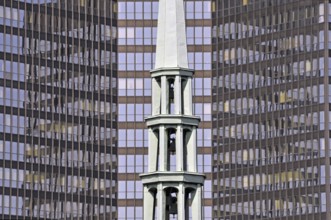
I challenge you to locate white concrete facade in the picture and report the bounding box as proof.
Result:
[140,0,205,219]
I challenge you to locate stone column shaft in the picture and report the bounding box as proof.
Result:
[176,126,184,171]
[192,185,202,220]
[157,184,166,219]
[184,78,193,115]
[177,183,186,220]
[152,78,161,115]
[159,126,167,171]
[148,128,158,172]
[188,127,197,172]
[143,187,155,220]
[161,76,168,114]
[174,76,182,114]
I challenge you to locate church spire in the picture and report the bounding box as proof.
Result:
[154,0,189,69]
[140,0,205,219]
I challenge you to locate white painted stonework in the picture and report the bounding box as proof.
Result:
[154,0,189,69]
[140,0,205,219]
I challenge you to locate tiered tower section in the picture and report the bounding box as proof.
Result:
[140,0,205,219]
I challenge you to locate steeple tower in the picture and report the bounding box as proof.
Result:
[140,0,205,219]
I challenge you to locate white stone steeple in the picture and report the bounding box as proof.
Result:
[140,0,205,219]
[155,0,188,69]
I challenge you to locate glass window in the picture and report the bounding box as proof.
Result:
[118,181,126,199]
[135,2,143,20]
[136,104,143,121]
[118,129,126,147]
[136,78,143,96]
[118,78,126,96]
[143,2,152,19]
[126,2,134,19]
[144,78,151,96]
[118,155,126,173]
[118,104,126,121]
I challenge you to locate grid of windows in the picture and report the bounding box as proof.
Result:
[0,0,117,219]
[213,0,330,219]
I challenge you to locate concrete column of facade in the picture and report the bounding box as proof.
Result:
[191,185,202,220]
[152,78,161,115]
[159,125,168,171]
[148,128,158,172]
[187,127,197,172]
[157,184,166,220]
[177,183,186,220]
[176,125,184,171]
[174,75,182,114]
[143,186,155,220]
[161,76,168,114]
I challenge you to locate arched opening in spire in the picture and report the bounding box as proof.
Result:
[165,187,179,218]
[167,128,177,171]
[168,78,175,114]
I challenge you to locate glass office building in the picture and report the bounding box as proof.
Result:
[212,0,330,219]
[0,0,117,219]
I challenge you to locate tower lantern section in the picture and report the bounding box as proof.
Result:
[147,68,200,173]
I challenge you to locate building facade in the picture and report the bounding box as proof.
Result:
[0,0,117,219]
[212,0,331,219]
